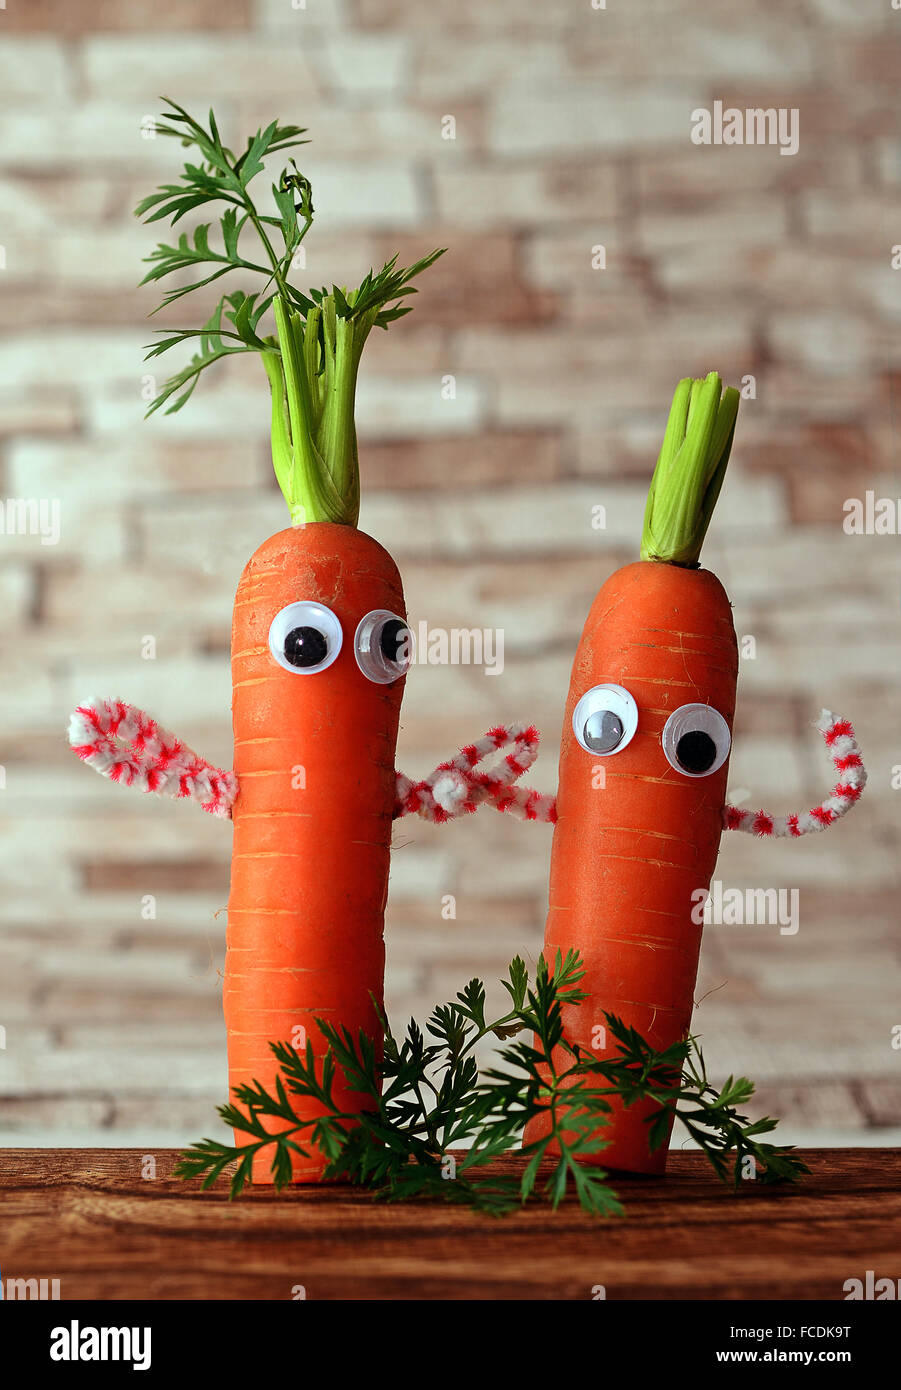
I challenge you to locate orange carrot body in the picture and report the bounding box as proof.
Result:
[525,560,737,1173]
[224,523,406,1182]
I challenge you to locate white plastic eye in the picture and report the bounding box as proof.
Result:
[661,703,731,778]
[354,609,411,684]
[571,684,639,755]
[268,601,343,675]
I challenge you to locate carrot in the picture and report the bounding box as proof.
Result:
[524,373,741,1174]
[225,523,407,1181]
[132,105,443,1183]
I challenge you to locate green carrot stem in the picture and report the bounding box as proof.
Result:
[640,371,740,568]
[318,309,361,511]
[269,295,355,526]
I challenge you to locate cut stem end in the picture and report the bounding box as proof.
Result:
[640,371,740,568]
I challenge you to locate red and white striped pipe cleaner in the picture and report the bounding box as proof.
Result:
[68,698,238,819]
[68,700,557,826]
[394,723,558,824]
[723,710,866,838]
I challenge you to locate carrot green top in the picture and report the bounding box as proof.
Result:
[640,372,740,568]
[136,100,443,527]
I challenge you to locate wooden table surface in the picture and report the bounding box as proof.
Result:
[1,1148,898,1301]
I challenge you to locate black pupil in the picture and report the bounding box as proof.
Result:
[379,618,408,666]
[284,625,328,669]
[676,730,717,773]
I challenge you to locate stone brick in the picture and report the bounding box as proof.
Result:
[83,859,227,894]
[0,389,80,437]
[839,39,901,90]
[319,34,411,95]
[360,430,563,490]
[234,99,481,157]
[568,25,815,82]
[712,528,890,609]
[455,315,754,383]
[401,554,615,655]
[489,82,700,156]
[768,311,875,374]
[0,330,144,388]
[360,327,454,377]
[802,189,901,247]
[805,0,892,27]
[749,364,888,421]
[356,374,486,437]
[277,160,424,228]
[859,1082,901,1128]
[432,159,620,230]
[1,0,251,31]
[2,1036,224,1097]
[0,564,34,630]
[363,475,783,562]
[374,231,558,327]
[0,175,116,234]
[725,732,806,806]
[738,1082,867,1132]
[43,565,232,634]
[0,288,146,330]
[854,262,901,325]
[356,0,587,30]
[415,38,571,100]
[0,39,72,100]
[256,0,347,31]
[0,108,191,172]
[635,142,863,211]
[81,37,320,103]
[5,228,152,289]
[640,197,786,251]
[7,438,270,500]
[875,138,901,187]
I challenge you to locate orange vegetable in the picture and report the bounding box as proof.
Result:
[525,373,741,1173]
[224,523,406,1181]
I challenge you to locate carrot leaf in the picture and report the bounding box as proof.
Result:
[136,99,444,525]
[176,949,808,1215]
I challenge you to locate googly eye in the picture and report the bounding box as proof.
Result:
[268,601,343,675]
[572,684,639,756]
[354,609,411,684]
[661,703,731,778]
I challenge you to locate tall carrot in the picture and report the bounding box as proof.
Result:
[225,524,407,1181]
[67,103,440,1184]
[526,374,741,1173]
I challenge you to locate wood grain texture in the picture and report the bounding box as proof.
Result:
[1,1149,898,1301]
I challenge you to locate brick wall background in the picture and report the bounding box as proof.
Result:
[1,0,900,1152]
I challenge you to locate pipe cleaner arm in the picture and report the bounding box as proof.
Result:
[395,723,558,824]
[68,697,238,819]
[723,710,865,838]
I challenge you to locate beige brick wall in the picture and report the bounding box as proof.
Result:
[1,0,899,1149]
